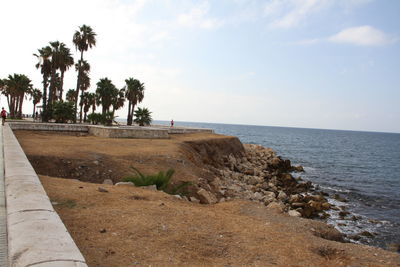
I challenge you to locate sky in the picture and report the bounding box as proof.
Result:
[0,0,399,133]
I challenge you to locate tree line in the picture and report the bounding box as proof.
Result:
[0,25,151,126]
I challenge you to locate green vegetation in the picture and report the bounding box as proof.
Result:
[73,25,96,123]
[124,167,175,191]
[87,112,115,126]
[123,167,192,196]
[134,107,152,126]
[30,88,42,116]
[52,101,75,123]
[0,74,32,118]
[125,78,145,125]
[1,24,152,125]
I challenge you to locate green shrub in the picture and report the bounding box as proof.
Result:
[124,167,174,190]
[123,167,192,196]
[134,107,152,126]
[87,112,115,126]
[52,101,75,123]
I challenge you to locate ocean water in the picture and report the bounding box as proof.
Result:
[155,120,400,249]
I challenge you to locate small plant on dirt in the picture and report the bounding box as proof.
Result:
[123,167,192,196]
[124,167,174,191]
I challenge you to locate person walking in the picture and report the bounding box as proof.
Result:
[1,107,7,126]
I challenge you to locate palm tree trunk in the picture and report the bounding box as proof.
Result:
[10,97,16,118]
[42,77,48,122]
[60,70,65,101]
[130,103,136,124]
[79,90,84,123]
[127,101,132,125]
[18,95,24,119]
[74,51,84,123]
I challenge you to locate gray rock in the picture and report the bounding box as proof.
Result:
[263,191,276,205]
[266,201,285,213]
[103,179,113,185]
[288,210,302,217]
[289,194,300,203]
[253,192,263,201]
[277,191,288,201]
[115,182,134,186]
[98,187,109,193]
[173,195,182,199]
[197,188,217,204]
[189,196,200,203]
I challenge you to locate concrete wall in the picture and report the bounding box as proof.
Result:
[89,125,169,139]
[3,125,87,267]
[9,122,89,133]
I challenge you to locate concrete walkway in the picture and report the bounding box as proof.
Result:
[3,124,87,266]
[0,124,8,266]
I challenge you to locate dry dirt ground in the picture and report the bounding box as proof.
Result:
[15,131,400,267]
[14,130,241,187]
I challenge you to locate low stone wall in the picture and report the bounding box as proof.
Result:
[9,122,89,132]
[152,125,214,134]
[3,125,88,266]
[89,125,169,139]
[8,122,214,139]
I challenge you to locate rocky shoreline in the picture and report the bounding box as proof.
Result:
[192,144,332,219]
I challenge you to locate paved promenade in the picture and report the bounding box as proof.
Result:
[0,125,8,266]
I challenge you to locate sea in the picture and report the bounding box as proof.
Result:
[154,120,400,249]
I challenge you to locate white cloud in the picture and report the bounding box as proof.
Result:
[177,1,223,29]
[264,0,331,28]
[329,26,394,46]
[263,0,373,29]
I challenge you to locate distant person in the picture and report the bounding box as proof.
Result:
[170,119,174,127]
[35,111,39,121]
[1,107,7,126]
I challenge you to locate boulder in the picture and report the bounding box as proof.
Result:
[197,189,217,204]
[277,191,288,201]
[98,187,109,193]
[321,202,331,210]
[115,182,134,186]
[189,196,200,203]
[266,201,285,213]
[288,210,302,217]
[291,202,305,208]
[253,192,263,201]
[289,194,301,203]
[292,165,304,172]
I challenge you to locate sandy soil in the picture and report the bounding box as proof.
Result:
[14,130,237,186]
[15,130,400,267]
[40,175,399,267]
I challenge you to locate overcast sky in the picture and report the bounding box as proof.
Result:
[0,0,399,133]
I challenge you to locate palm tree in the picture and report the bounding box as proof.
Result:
[75,60,91,122]
[96,78,118,115]
[112,88,125,114]
[134,107,152,126]
[125,78,145,125]
[3,74,32,118]
[47,41,62,107]
[73,25,96,121]
[30,88,42,116]
[34,46,52,121]
[66,89,76,103]
[81,92,97,122]
[58,43,74,100]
